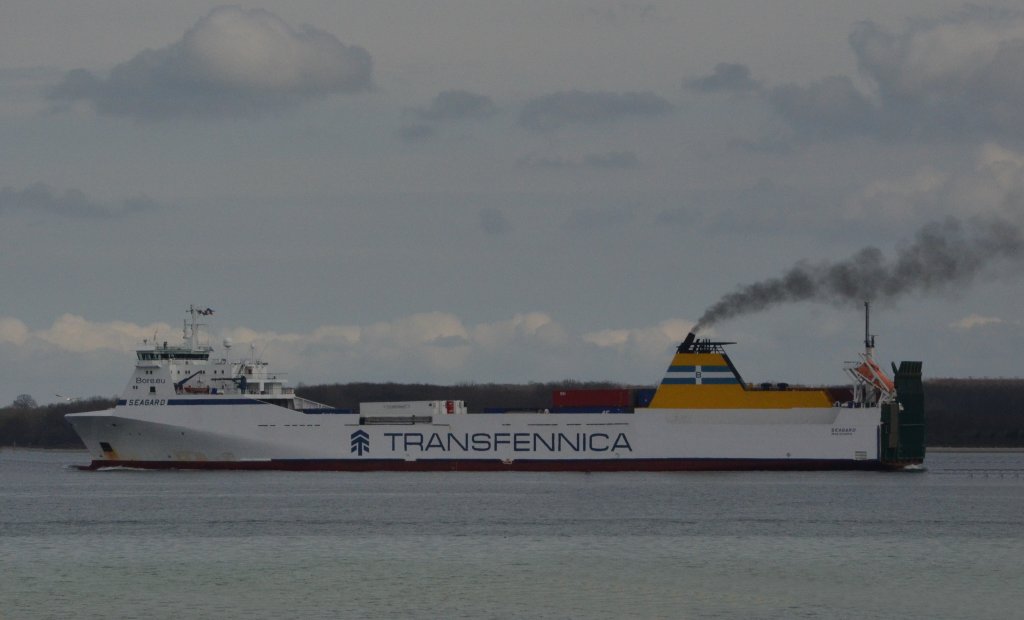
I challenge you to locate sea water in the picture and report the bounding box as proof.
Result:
[1,450,1022,619]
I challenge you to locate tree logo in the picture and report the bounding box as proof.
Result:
[350,429,370,456]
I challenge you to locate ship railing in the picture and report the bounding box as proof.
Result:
[291,395,323,408]
[746,383,827,392]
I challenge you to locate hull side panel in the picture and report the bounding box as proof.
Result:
[80,457,896,472]
[68,403,891,470]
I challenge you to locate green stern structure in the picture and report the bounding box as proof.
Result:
[881,361,926,467]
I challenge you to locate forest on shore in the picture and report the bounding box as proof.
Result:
[1,378,1022,449]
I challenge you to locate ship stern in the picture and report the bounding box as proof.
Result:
[880,361,926,468]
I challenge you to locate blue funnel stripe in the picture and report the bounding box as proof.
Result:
[661,364,738,385]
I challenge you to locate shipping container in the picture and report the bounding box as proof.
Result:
[552,388,633,408]
[633,388,657,407]
[360,400,467,416]
[548,407,631,414]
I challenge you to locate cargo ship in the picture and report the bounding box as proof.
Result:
[66,305,925,471]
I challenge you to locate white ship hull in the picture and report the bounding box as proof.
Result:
[65,307,925,471]
[67,399,893,471]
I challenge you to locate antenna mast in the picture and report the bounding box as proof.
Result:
[184,304,213,351]
[863,300,875,358]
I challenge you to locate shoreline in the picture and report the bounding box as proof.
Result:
[927,446,1024,453]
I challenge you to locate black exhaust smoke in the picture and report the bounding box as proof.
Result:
[693,215,1023,332]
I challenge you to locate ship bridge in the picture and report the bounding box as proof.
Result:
[125,305,313,403]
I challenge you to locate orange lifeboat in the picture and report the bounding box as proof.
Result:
[853,358,895,394]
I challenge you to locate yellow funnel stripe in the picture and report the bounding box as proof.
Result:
[648,352,832,409]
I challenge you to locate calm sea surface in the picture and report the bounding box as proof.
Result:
[1,450,1022,619]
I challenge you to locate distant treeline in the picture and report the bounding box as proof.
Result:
[1,379,1022,448]
[925,379,1024,447]
[0,397,116,449]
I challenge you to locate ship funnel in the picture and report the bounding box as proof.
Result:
[677,332,736,354]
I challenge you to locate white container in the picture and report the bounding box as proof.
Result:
[359,400,467,416]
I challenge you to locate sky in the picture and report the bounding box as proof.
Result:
[3,1,1024,405]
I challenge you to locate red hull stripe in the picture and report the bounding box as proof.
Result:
[80,458,914,472]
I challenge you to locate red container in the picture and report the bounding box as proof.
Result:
[552,388,633,408]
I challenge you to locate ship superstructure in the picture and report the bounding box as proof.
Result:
[67,305,925,471]
[121,306,334,411]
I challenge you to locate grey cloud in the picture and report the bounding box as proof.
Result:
[413,90,497,122]
[685,63,761,94]
[479,209,511,236]
[581,3,657,24]
[0,67,63,100]
[398,123,436,142]
[516,154,576,170]
[768,76,877,138]
[517,150,641,170]
[655,206,700,227]
[583,151,640,169]
[562,207,633,232]
[46,6,372,120]
[518,90,673,132]
[695,9,1024,142]
[0,183,162,218]
[845,11,1024,139]
[427,334,472,348]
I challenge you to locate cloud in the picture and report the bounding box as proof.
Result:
[845,143,1024,224]
[2,311,698,383]
[691,8,1024,142]
[517,150,640,170]
[518,90,673,131]
[685,63,761,94]
[0,318,30,346]
[398,123,436,142]
[949,314,1003,329]
[33,315,172,353]
[0,183,162,218]
[583,319,692,359]
[767,76,877,138]
[516,154,576,170]
[218,312,570,375]
[843,8,1024,139]
[4,312,561,357]
[580,3,658,24]
[0,67,64,109]
[470,313,568,350]
[47,6,372,120]
[584,150,640,169]
[654,206,697,227]
[412,90,497,122]
[479,209,511,235]
[562,207,633,232]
